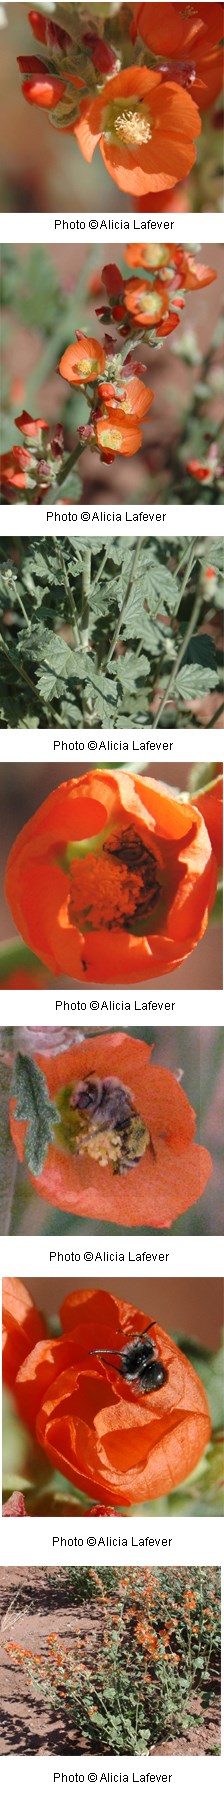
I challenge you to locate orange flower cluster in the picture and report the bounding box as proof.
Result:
[58,331,154,463]
[1,246,217,488]
[9,1033,212,1229]
[97,246,216,343]
[0,414,64,498]
[5,768,219,985]
[3,1282,211,1508]
[17,5,223,199]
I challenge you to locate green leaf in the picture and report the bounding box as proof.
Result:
[12,1053,60,1177]
[176,663,218,699]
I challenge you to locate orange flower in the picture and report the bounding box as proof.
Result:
[9,1032,212,1229]
[15,410,49,437]
[132,4,223,109]
[74,65,200,195]
[2,1277,45,1391]
[124,245,217,292]
[0,446,32,492]
[124,245,174,272]
[95,411,142,458]
[193,775,223,869]
[2,1283,211,1508]
[124,276,170,326]
[177,253,217,291]
[99,375,154,420]
[58,337,106,386]
[5,769,218,985]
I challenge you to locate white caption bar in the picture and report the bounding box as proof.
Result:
[0,503,222,535]
[0,729,222,763]
[1,210,224,245]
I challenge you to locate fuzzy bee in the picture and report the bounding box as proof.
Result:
[89,1322,167,1395]
[71,1073,150,1173]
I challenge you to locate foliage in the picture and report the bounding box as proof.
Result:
[4,1566,221,1754]
[12,1053,60,1178]
[0,535,223,728]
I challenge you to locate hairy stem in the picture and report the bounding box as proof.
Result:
[106,536,141,667]
[208,698,224,727]
[81,545,91,645]
[152,543,201,726]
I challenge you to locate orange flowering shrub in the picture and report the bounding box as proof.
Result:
[4,1567,221,1753]
[16,6,223,206]
[5,768,219,984]
[9,1033,212,1228]
[2,1283,211,1507]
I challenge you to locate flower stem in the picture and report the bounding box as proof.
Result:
[106,536,141,667]
[152,543,201,726]
[208,699,224,728]
[51,439,84,494]
[81,545,91,645]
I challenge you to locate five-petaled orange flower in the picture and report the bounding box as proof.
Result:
[95,411,142,458]
[58,337,106,386]
[132,4,223,109]
[124,277,170,327]
[5,769,219,985]
[9,1033,212,1228]
[74,65,201,195]
[2,1282,211,1507]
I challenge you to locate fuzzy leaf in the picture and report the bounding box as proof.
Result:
[12,1053,59,1177]
[176,663,218,699]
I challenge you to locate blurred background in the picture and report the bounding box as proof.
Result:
[2,1023,224,1236]
[0,4,223,213]
[0,760,223,990]
[1,243,223,505]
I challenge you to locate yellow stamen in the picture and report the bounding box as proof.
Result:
[99,426,122,451]
[115,109,152,147]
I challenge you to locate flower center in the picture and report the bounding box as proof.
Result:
[99,425,123,451]
[67,828,162,933]
[114,107,152,147]
[78,355,99,377]
[57,1075,150,1175]
[131,290,164,319]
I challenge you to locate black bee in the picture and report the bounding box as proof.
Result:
[89,1321,167,1394]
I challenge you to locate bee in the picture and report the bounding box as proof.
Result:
[89,1322,167,1395]
[71,1074,150,1174]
